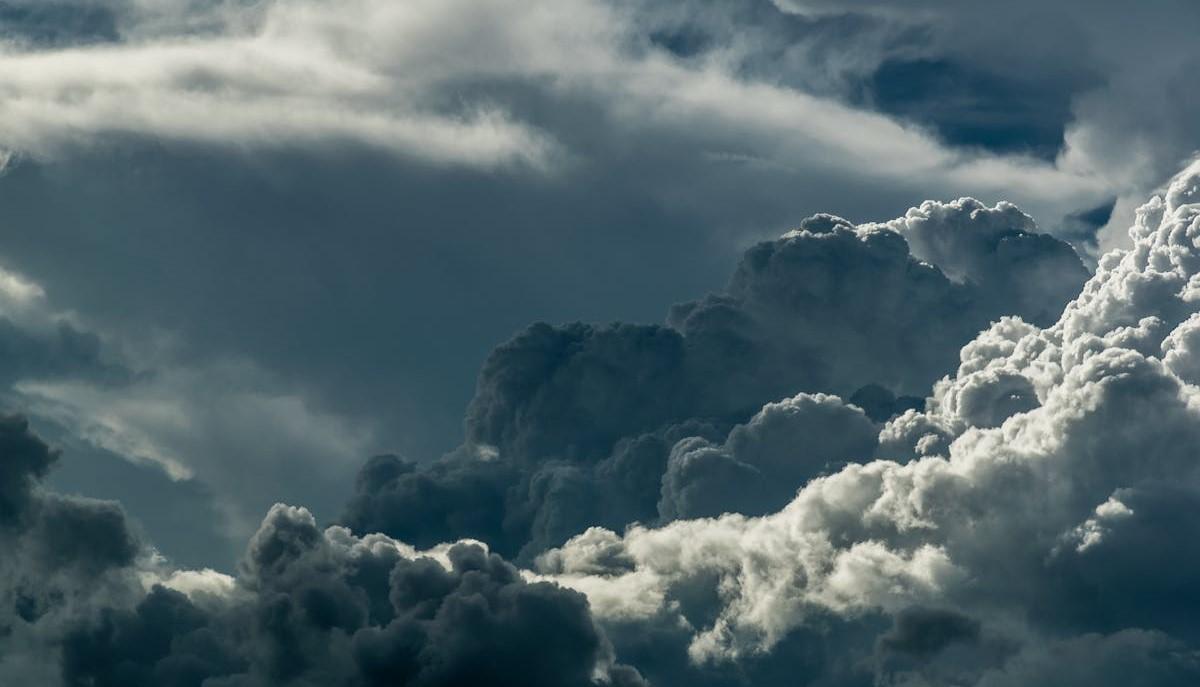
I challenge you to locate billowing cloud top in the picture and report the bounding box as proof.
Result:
[344,196,1086,561]
[534,161,1200,685]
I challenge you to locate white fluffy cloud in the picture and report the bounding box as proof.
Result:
[535,161,1200,682]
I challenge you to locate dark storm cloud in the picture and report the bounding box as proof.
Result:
[345,199,1087,560]
[0,414,143,683]
[0,416,137,582]
[57,507,647,687]
[657,393,877,520]
[0,414,57,523]
[0,417,645,686]
[877,607,981,658]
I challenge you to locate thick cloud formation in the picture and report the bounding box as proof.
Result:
[345,198,1087,559]
[657,393,876,520]
[0,418,644,686]
[12,164,1200,686]
[60,508,647,687]
[0,415,142,685]
[535,162,1200,685]
[7,2,1200,684]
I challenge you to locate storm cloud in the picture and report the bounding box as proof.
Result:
[0,417,645,686]
[3,158,1200,687]
[5,2,1200,685]
[345,197,1087,560]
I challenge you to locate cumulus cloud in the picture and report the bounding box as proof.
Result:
[657,393,876,520]
[345,197,1087,560]
[0,415,645,686]
[0,415,144,684]
[532,161,1200,685]
[0,1,1140,558]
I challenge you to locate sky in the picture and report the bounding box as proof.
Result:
[4,1,1200,685]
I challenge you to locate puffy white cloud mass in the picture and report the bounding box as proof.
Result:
[532,161,1200,684]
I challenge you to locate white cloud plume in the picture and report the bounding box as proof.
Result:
[534,161,1200,680]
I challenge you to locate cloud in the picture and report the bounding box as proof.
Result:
[657,393,877,520]
[345,197,1087,561]
[0,414,646,686]
[0,0,1116,222]
[6,159,1200,687]
[876,606,981,658]
[0,264,126,388]
[0,415,144,684]
[0,0,1140,540]
[13,358,375,547]
[0,259,370,561]
[0,0,565,169]
[768,0,1200,253]
[532,161,1200,684]
[7,4,1200,684]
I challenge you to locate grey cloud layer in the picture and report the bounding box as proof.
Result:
[0,255,371,562]
[0,0,1112,216]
